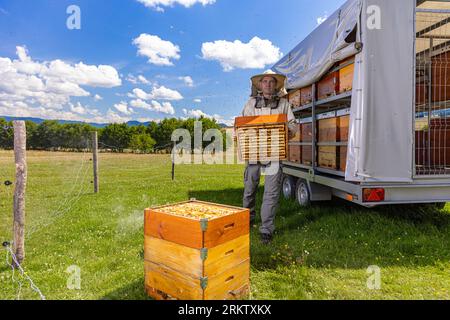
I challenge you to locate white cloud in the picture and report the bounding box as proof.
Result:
[129,86,183,101]
[178,76,194,87]
[126,74,151,85]
[133,34,180,66]
[43,60,121,88]
[193,98,202,103]
[137,0,215,12]
[138,75,150,84]
[126,75,139,84]
[114,101,134,115]
[103,109,132,124]
[151,101,175,115]
[201,37,282,72]
[69,102,101,116]
[137,117,159,123]
[0,46,128,124]
[183,108,208,118]
[0,46,121,111]
[130,99,175,115]
[182,108,234,126]
[70,102,88,115]
[151,86,183,100]
[317,14,328,25]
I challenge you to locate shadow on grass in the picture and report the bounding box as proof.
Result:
[189,188,450,271]
[102,279,151,300]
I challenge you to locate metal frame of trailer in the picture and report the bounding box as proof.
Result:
[279,0,450,208]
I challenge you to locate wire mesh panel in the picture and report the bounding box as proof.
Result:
[415,4,450,176]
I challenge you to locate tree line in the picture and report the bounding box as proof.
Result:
[0,117,226,153]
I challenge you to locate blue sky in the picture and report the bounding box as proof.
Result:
[0,0,346,125]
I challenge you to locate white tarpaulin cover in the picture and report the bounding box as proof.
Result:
[274,0,415,183]
[272,0,361,90]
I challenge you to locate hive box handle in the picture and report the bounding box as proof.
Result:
[225,250,234,256]
[224,223,235,231]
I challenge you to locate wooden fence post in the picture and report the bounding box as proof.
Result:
[92,131,99,193]
[13,121,27,267]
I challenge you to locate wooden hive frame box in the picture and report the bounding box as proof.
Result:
[144,200,250,300]
[317,71,340,101]
[288,89,301,108]
[338,56,355,94]
[235,114,289,162]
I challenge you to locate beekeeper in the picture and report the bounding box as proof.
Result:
[241,70,296,245]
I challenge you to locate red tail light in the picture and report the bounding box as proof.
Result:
[363,188,385,202]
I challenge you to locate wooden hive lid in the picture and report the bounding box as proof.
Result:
[147,199,246,221]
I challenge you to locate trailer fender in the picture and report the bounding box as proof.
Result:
[307,181,332,202]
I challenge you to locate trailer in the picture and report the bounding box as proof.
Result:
[272,0,450,207]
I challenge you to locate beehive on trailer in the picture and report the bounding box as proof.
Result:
[316,109,350,172]
[300,118,313,166]
[288,89,301,108]
[300,86,314,105]
[144,200,250,300]
[317,71,340,100]
[338,57,355,94]
[235,114,288,162]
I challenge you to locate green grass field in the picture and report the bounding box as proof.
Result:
[0,151,449,300]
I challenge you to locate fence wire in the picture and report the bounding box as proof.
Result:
[2,242,46,300]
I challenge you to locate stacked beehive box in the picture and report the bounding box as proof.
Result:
[316,55,355,101]
[287,86,313,109]
[144,200,250,300]
[300,118,313,165]
[288,122,302,164]
[415,118,450,169]
[317,111,339,170]
[338,57,355,94]
[431,51,450,103]
[287,119,313,165]
[317,71,340,100]
[337,109,350,172]
[416,83,428,105]
[235,114,288,162]
[288,90,301,108]
[300,86,314,105]
[317,109,350,172]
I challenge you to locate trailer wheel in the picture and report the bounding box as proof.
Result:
[282,175,297,200]
[296,180,311,207]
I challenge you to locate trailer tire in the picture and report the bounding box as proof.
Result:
[296,180,311,207]
[282,175,297,200]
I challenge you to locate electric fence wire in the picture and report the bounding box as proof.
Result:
[2,241,46,300]
[98,141,174,153]
[0,135,89,300]
[26,138,92,237]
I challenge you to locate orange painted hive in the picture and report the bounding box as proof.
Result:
[144,200,250,300]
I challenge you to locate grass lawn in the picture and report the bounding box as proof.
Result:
[0,150,449,300]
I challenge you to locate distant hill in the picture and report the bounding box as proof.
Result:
[0,116,230,128]
[0,116,151,128]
